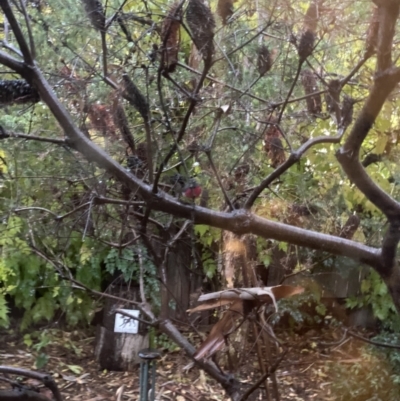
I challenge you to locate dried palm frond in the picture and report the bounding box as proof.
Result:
[160,2,182,73]
[217,0,234,25]
[186,0,215,64]
[0,80,40,105]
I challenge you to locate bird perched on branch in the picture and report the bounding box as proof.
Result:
[168,174,202,199]
[183,178,202,199]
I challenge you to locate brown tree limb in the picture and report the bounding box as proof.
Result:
[0,128,66,145]
[0,367,62,401]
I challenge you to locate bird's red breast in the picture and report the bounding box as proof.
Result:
[183,185,202,199]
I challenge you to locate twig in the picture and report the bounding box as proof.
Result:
[0,129,66,145]
[245,134,342,209]
[239,350,288,401]
[348,330,400,350]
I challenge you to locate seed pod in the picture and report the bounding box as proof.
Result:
[121,74,149,121]
[325,79,341,113]
[160,2,182,73]
[298,29,315,62]
[81,0,105,31]
[257,45,273,76]
[0,80,40,105]
[217,0,234,25]
[186,0,215,64]
[263,119,286,168]
[301,69,321,115]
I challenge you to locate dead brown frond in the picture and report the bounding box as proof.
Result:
[257,45,273,76]
[301,69,321,115]
[87,103,117,138]
[81,0,105,31]
[186,0,216,64]
[298,29,315,62]
[121,74,150,121]
[325,79,341,114]
[160,2,182,73]
[112,97,136,153]
[263,119,286,168]
[217,0,234,25]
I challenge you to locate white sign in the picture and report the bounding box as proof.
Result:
[114,309,140,334]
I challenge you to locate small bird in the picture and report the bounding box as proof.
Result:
[183,178,202,199]
[168,173,186,195]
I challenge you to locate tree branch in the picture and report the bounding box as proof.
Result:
[245,134,343,209]
[1,1,34,65]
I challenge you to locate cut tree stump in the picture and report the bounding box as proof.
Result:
[95,325,148,371]
[94,286,149,371]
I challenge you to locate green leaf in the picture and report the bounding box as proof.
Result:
[35,353,49,369]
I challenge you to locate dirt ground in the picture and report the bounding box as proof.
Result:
[0,323,378,400]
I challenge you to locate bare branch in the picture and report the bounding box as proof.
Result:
[245,134,343,209]
[0,49,24,74]
[0,128,66,145]
[1,1,34,65]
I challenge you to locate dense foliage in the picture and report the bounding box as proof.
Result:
[2,0,400,398]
